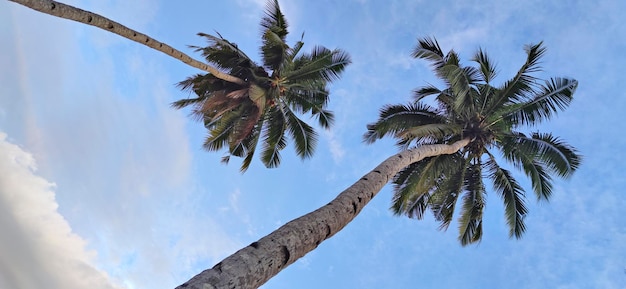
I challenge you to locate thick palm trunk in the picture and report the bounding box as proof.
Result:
[8,0,246,85]
[178,138,470,289]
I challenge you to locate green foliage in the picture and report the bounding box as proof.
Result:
[365,37,581,245]
[173,0,350,171]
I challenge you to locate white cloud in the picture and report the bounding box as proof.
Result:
[0,132,123,289]
[323,130,346,163]
[1,3,242,288]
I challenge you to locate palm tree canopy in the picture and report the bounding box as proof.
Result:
[365,37,581,245]
[172,0,351,172]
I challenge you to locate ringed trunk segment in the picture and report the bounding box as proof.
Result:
[9,0,246,86]
[177,138,470,289]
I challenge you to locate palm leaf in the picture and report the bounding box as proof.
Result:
[504,78,578,126]
[260,107,287,168]
[285,47,351,83]
[483,42,546,116]
[261,29,289,71]
[203,109,241,151]
[284,107,317,158]
[472,48,498,83]
[412,37,445,68]
[413,84,441,101]
[430,156,469,230]
[238,124,263,172]
[195,32,255,74]
[457,161,485,245]
[397,123,462,142]
[363,103,445,143]
[497,134,554,200]
[391,162,430,218]
[260,0,289,70]
[518,132,580,178]
[260,0,288,40]
[486,154,527,238]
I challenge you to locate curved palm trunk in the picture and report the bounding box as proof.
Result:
[178,138,470,289]
[8,0,246,86]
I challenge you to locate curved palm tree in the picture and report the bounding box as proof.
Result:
[177,38,580,288]
[172,0,350,171]
[365,37,581,244]
[11,0,351,171]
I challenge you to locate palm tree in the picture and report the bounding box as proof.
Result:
[365,37,581,245]
[177,38,580,288]
[172,1,351,171]
[10,0,351,171]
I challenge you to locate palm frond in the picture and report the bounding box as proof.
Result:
[413,84,441,101]
[195,32,255,74]
[363,103,445,143]
[283,84,334,129]
[259,0,290,70]
[391,162,430,218]
[512,132,580,178]
[237,124,263,172]
[397,123,462,142]
[483,42,546,116]
[504,78,578,126]
[261,29,289,71]
[472,48,498,83]
[411,37,445,68]
[285,47,351,83]
[260,107,287,168]
[288,33,305,60]
[430,156,469,230]
[496,134,554,200]
[392,153,463,218]
[260,0,288,41]
[486,154,527,238]
[438,64,480,113]
[457,161,485,245]
[284,107,317,159]
[202,109,241,152]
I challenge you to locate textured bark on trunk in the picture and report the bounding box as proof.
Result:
[8,0,246,85]
[178,138,470,289]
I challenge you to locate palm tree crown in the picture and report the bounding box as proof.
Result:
[173,0,351,171]
[365,37,581,245]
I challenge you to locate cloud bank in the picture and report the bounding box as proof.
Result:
[0,132,123,289]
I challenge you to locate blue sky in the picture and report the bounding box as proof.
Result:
[1,0,625,288]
